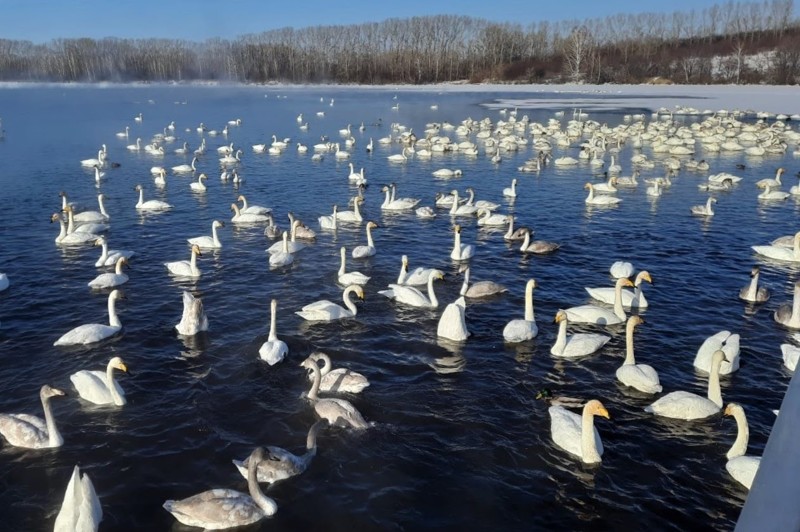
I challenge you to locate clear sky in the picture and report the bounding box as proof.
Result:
[1,0,751,43]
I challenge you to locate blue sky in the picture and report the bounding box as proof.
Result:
[2,0,747,43]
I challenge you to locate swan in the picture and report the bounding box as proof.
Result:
[287,212,316,240]
[398,256,442,286]
[231,203,269,224]
[585,183,622,205]
[550,310,611,358]
[781,342,800,371]
[134,185,172,211]
[366,137,373,153]
[163,447,278,529]
[609,261,634,279]
[502,279,538,343]
[126,137,141,151]
[553,156,578,166]
[615,316,662,393]
[153,169,167,187]
[753,231,800,262]
[566,277,634,325]
[460,266,506,298]
[615,170,639,187]
[0,273,9,292]
[503,217,528,241]
[88,257,129,289]
[306,353,370,394]
[64,206,108,235]
[337,247,370,285]
[739,265,769,302]
[93,236,135,268]
[465,187,499,211]
[237,195,270,216]
[691,197,717,216]
[333,143,350,160]
[219,149,243,164]
[0,385,65,449]
[549,399,610,464]
[116,125,129,138]
[175,141,190,155]
[187,220,224,250]
[54,290,124,346]
[171,156,197,174]
[165,244,202,278]
[264,214,281,239]
[645,350,725,420]
[449,189,479,217]
[189,173,207,192]
[232,421,325,484]
[723,403,761,490]
[387,147,409,163]
[585,270,653,308]
[266,221,306,254]
[519,229,560,254]
[774,280,800,329]
[53,465,102,532]
[755,167,785,188]
[51,213,97,246]
[134,112,142,122]
[73,194,109,223]
[70,356,128,406]
[416,206,436,219]
[758,183,790,201]
[296,285,364,322]
[437,295,469,342]
[268,231,294,268]
[335,197,363,223]
[80,149,105,168]
[352,221,379,259]
[503,179,518,198]
[301,357,369,429]
[379,270,444,308]
[432,168,462,178]
[450,224,475,261]
[592,175,619,194]
[477,208,512,227]
[381,185,420,211]
[318,205,338,230]
[175,291,208,336]
[259,299,288,365]
[646,179,662,197]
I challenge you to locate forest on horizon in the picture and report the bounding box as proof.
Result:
[0,0,797,85]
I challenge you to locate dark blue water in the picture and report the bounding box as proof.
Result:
[0,84,797,531]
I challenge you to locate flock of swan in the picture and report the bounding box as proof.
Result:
[2,92,800,529]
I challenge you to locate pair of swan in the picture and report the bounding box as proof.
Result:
[304,352,370,394]
[739,265,769,303]
[723,403,761,490]
[54,465,102,532]
[64,205,108,235]
[566,277,634,325]
[0,384,65,449]
[352,221,379,258]
[52,213,98,246]
[301,356,369,429]
[296,285,365,321]
[752,231,800,262]
[175,291,208,336]
[163,447,277,529]
[231,203,269,224]
[519,229,560,254]
[288,212,316,240]
[338,247,370,285]
[450,224,475,261]
[188,220,224,250]
[232,420,325,484]
[502,279,538,343]
[616,316,662,394]
[448,190,479,217]
[774,280,800,329]
[259,299,288,365]
[549,399,610,464]
[165,244,202,278]
[381,184,421,211]
[71,356,128,406]
[54,290,124,346]
[88,257,129,289]
[267,221,305,254]
[379,270,444,308]
[645,350,726,420]
[135,185,172,211]
[585,270,652,308]
[94,236,135,268]
[551,310,610,358]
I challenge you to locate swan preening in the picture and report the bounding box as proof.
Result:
[233,420,325,484]
[259,299,288,365]
[296,285,364,321]
[0,385,65,449]
[549,400,610,464]
[70,356,129,406]
[163,447,278,529]
[645,350,725,420]
[54,290,124,346]
[175,291,209,335]
[53,465,102,532]
[301,357,369,429]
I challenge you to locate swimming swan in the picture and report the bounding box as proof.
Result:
[693,330,740,374]
[232,421,325,484]
[585,183,622,205]
[296,285,364,321]
[752,231,800,262]
[450,224,475,261]
[301,357,369,429]
[774,280,800,329]
[187,220,224,250]
[53,465,103,532]
[585,271,652,308]
[739,265,769,303]
[73,194,109,223]
[269,231,294,268]
[175,291,208,335]
[54,290,124,346]
[88,257,129,289]
[51,213,97,246]
[134,185,172,211]
[335,198,363,223]
[691,197,717,216]
[238,195,271,216]
[566,277,634,325]
[259,299,288,365]
[338,247,370,285]
[165,244,202,278]
[352,221,379,259]
[379,270,444,308]
[70,356,128,406]
[318,205,338,230]
[645,350,725,420]
[0,385,65,449]
[549,399,610,464]
[615,316,662,394]
[400,255,443,286]
[519,228,560,254]
[723,403,761,490]
[502,279,538,343]
[550,310,610,358]
[306,352,370,394]
[163,447,277,529]
[94,236,135,268]
[231,203,269,224]
[171,156,197,174]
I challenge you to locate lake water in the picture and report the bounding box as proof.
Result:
[0,84,797,531]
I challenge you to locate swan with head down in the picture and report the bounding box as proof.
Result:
[53,465,102,532]
[175,291,208,336]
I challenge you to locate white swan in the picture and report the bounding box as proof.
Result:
[165,244,202,278]
[259,299,288,365]
[187,220,224,250]
[126,137,141,151]
[318,205,338,230]
[519,229,560,254]
[175,291,208,335]
[296,285,364,321]
[387,147,409,163]
[352,221,379,259]
[476,208,511,227]
[502,279,538,343]
[400,256,443,286]
[460,266,506,298]
[88,257,129,289]
[335,197,363,223]
[51,213,97,246]
[691,197,717,216]
[238,195,271,216]
[80,149,105,168]
[266,221,305,254]
[585,183,622,205]
[566,277,634,325]
[585,270,652,308]
[53,465,102,532]
[171,156,197,174]
[774,280,800,329]
[503,179,518,198]
[645,350,725,420]
[134,185,172,211]
[609,261,634,279]
[753,231,800,262]
[739,265,769,302]
[450,224,475,261]
[306,352,370,394]
[592,174,619,194]
[0,385,65,449]
[758,183,789,201]
[615,316,662,394]
[219,149,243,164]
[232,421,324,484]
[163,447,277,529]
[269,231,294,268]
[550,310,611,358]
[0,273,9,292]
[73,194,109,223]
[189,173,207,192]
[70,356,128,406]
[338,247,370,285]
[437,296,470,342]
[755,167,785,189]
[64,206,108,235]
[549,400,610,464]
[416,206,436,219]
[432,168,462,178]
[93,236,135,268]
[693,331,740,374]
[379,270,444,308]
[54,290,124,346]
[231,203,269,224]
[449,189,479,217]
[723,403,761,490]
[380,185,420,211]
[301,357,369,429]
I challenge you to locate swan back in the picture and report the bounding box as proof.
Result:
[54,465,102,532]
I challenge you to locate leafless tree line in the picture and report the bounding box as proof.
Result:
[0,0,796,84]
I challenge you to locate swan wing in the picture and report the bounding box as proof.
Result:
[88,273,128,289]
[644,391,719,420]
[565,305,622,325]
[163,489,264,528]
[615,364,662,394]
[321,369,370,393]
[387,285,430,307]
[54,324,120,346]
[465,281,507,298]
[187,236,215,248]
[338,272,370,285]
[726,455,761,490]
[77,469,102,531]
[781,343,800,371]
[561,333,610,358]
[70,370,118,405]
[176,291,208,335]
[502,319,538,343]
[0,414,48,448]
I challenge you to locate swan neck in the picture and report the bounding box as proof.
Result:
[343,287,358,316]
[524,282,535,322]
[114,258,124,275]
[450,191,459,214]
[56,218,67,240]
[581,409,601,463]
[553,318,567,353]
[98,195,107,217]
[308,358,322,400]
[613,280,627,319]
[108,294,121,328]
[391,185,397,202]
[247,453,277,516]
[727,409,750,459]
[504,217,514,238]
[427,274,438,307]
[268,301,278,341]
[397,260,408,285]
[520,230,530,252]
[706,198,714,214]
[42,395,63,447]
[745,274,759,300]
[339,248,347,276]
[66,208,76,233]
[190,249,198,274]
[212,223,220,246]
[624,321,636,365]
[137,188,144,207]
[106,362,124,405]
[586,185,594,201]
[282,232,289,253]
[317,355,332,376]
[708,357,723,408]
[306,421,323,451]
[366,224,374,247]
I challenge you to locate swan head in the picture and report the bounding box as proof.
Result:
[59,191,67,198]
[584,183,593,190]
[300,356,318,372]
[401,255,409,266]
[230,203,239,213]
[750,265,760,277]
[93,237,106,246]
[584,399,610,420]
[616,278,635,288]
[554,310,568,324]
[40,385,66,400]
[526,279,537,290]
[50,213,61,223]
[452,224,462,234]
[367,221,379,230]
[724,403,743,417]
[635,271,653,286]
[628,315,644,328]
[191,244,202,256]
[110,289,126,301]
[109,356,129,373]
[354,285,366,300]
[134,184,143,192]
[212,220,225,229]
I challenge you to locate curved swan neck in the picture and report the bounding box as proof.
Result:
[504,217,515,238]
[624,320,637,365]
[307,359,322,400]
[520,230,530,252]
[316,354,332,376]
[382,187,392,207]
[343,287,358,316]
[581,408,601,463]
[524,280,535,322]
[553,318,567,353]
[247,452,278,516]
[108,293,121,328]
[613,279,627,319]
[211,223,220,246]
[708,355,724,407]
[268,300,278,341]
[114,257,125,274]
[727,407,750,459]
[42,394,63,447]
[306,420,323,450]
[426,273,439,307]
[137,188,144,207]
[449,191,459,214]
[706,198,715,214]
[106,361,124,405]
